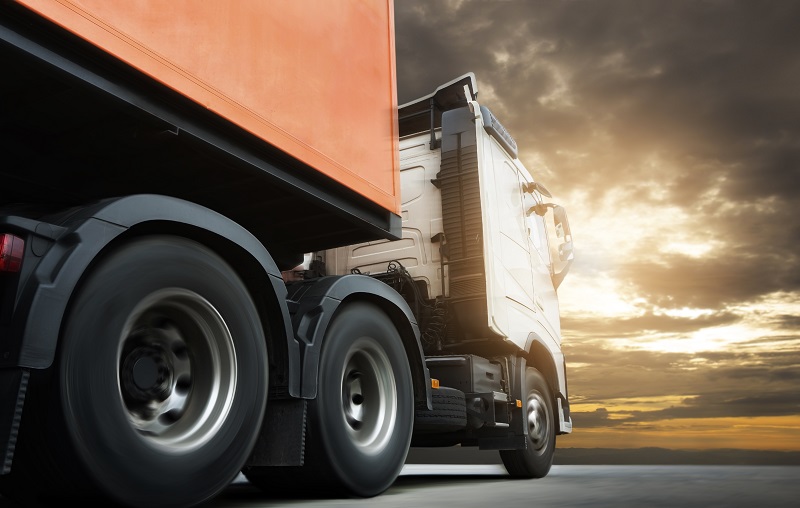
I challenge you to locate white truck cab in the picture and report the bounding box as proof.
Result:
[322,73,574,471]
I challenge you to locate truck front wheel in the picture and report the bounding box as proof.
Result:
[5,236,268,507]
[500,367,556,478]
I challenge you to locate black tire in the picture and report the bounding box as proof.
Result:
[246,301,413,498]
[499,367,555,478]
[1,236,268,507]
[314,301,413,496]
[414,386,467,432]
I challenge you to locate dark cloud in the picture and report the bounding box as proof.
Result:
[395,0,800,309]
[771,315,800,329]
[606,391,800,424]
[571,407,613,428]
[621,251,799,309]
[563,346,714,400]
[573,389,800,428]
[563,338,800,426]
[720,364,800,384]
[396,3,800,171]
[698,348,800,370]
[570,384,800,426]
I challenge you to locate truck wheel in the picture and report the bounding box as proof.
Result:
[307,301,414,496]
[414,386,467,432]
[4,236,268,507]
[500,367,555,478]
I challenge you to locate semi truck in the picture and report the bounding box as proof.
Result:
[0,1,574,507]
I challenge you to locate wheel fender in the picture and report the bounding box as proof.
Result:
[13,195,296,385]
[525,332,571,434]
[288,274,431,409]
[524,333,568,401]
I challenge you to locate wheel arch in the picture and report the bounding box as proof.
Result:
[525,332,571,434]
[287,274,431,410]
[14,194,298,396]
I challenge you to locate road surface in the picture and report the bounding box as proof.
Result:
[208,464,800,508]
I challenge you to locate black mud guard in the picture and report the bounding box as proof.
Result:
[8,194,298,394]
[504,354,529,442]
[525,332,571,431]
[287,274,432,410]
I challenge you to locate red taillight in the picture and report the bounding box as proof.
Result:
[0,233,24,273]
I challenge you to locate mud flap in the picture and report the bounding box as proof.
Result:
[0,368,28,474]
[246,399,307,466]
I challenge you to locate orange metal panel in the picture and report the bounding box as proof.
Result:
[16,0,401,214]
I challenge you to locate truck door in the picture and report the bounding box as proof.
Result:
[480,146,542,347]
[526,206,561,342]
[494,159,536,313]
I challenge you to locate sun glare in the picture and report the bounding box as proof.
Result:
[559,273,647,317]
[655,306,715,319]
[660,241,715,258]
[618,322,776,354]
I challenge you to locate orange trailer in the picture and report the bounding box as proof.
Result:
[1,1,401,268]
[16,0,401,215]
[0,2,416,506]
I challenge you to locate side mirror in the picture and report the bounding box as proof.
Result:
[522,181,553,198]
[549,205,574,289]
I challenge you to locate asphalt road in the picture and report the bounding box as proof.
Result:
[209,464,800,508]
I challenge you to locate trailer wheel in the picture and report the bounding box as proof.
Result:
[500,367,555,478]
[307,301,413,496]
[4,236,268,507]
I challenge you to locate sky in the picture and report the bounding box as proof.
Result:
[393,0,800,453]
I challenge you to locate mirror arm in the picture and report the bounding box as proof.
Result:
[523,181,553,198]
[529,202,555,217]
